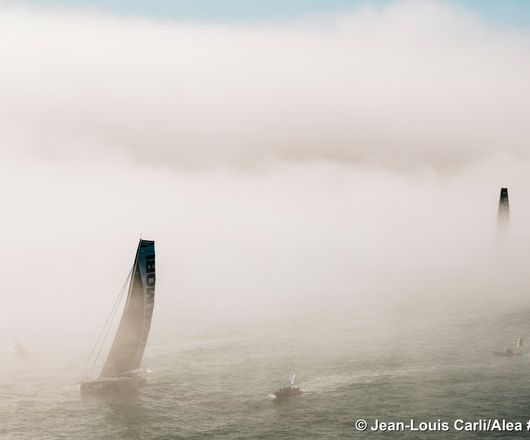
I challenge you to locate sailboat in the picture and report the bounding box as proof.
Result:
[80,239,156,395]
[498,187,510,226]
[14,340,27,358]
[493,337,523,358]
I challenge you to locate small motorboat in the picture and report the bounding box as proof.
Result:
[273,373,303,399]
[274,386,303,398]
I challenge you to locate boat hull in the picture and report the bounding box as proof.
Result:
[492,351,523,357]
[80,375,145,396]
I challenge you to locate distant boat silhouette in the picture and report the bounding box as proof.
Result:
[498,187,509,227]
[493,337,523,358]
[81,239,156,396]
[14,340,26,358]
[273,373,303,399]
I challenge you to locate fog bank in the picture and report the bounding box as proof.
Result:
[0,0,529,169]
[1,1,530,346]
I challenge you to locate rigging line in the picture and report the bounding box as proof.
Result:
[88,264,132,375]
[83,265,131,379]
[88,278,128,376]
[81,269,130,380]
[81,264,133,379]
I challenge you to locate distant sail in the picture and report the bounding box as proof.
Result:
[14,340,27,358]
[498,187,509,226]
[100,239,155,378]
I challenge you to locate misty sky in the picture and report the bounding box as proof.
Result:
[1,0,530,340]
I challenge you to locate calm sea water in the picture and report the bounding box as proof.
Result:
[3,302,530,439]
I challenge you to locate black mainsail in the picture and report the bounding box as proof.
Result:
[99,239,156,378]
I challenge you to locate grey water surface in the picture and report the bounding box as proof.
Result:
[3,302,530,440]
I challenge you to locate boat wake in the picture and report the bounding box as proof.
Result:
[301,366,444,393]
